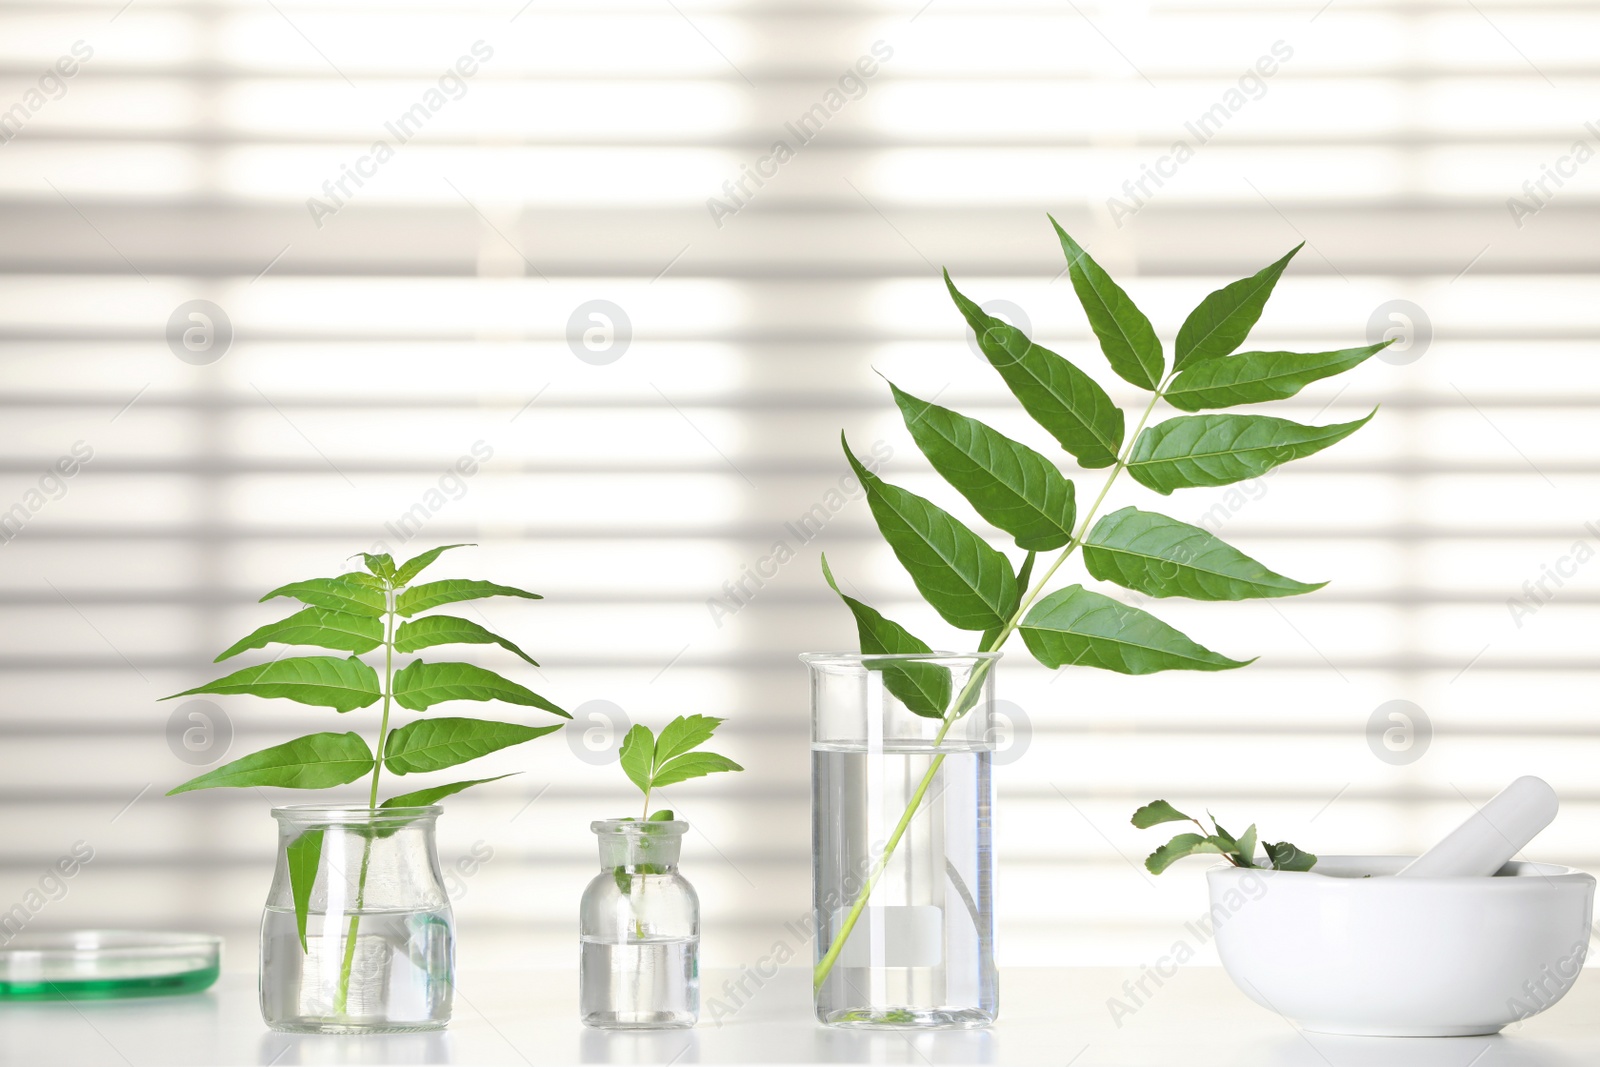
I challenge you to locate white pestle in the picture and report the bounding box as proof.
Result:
[1395,775,1559,878]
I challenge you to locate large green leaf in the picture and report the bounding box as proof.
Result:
[1165,343,1389,412]
[394,615,538,665]
[383,717,564,775]
[1050,217,1163,390]
[820,554,951,718]
[654,714,725,766]
[261,575,385,617]
[1019,585,1251,675]
[887,381,1076,551]
[397,579,542,617]
[394,544,475,587]
[391,660,569,717]
[163,655,382,713]
[1084,507,1324,600]
[1173,245,1301,372]
[166,731,375,794]
[214,608,383,661]
[380,774,518,808]
[286,830,322,953]
[649,751,744,789]
[944,271,1124,468]
[844,435,1018,633]
[619,724,654,795]
[1126,410,1376,495]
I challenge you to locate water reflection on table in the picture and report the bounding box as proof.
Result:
[579,1027,700,1064]
[257,1030,452,1066]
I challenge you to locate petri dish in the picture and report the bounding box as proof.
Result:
[0,931,221,1000]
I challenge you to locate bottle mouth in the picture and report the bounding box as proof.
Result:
[271,804,441,825]
[799,651,1003,666]
[591,818,688,836]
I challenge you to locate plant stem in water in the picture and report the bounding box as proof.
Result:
[812,385,1168,993]
[333,589,396,1017]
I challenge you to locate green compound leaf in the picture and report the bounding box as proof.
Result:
[382,717,564,775]
[1050,216,1163,390]
[391,660,569,717]
[1265,840,1318,872]
[394,544,475,587]
[1173,244,1301,372]
[166,731,375,794]
[286,829,323,953]
[214,608,384,661]
[1126,410,1376,495]
[1145,833,1227,874]
[619,724,655,795]
[887,380,1076,551]
[164,655,382,713]
[380,774,518,808]
[649,751,743,789]
[396,579,542,617]
[1131,799,1194,829]
[844,434,1019,633]
[394,614,538,666]
[1165,343,1390,412]
[820,554,951,718]
[1084,507,1325,600]
[261,575,386,617]
[618,716,744,800]
[1020,585,1252,675]
[945,271,1124,468]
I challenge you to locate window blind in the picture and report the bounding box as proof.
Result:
[0,0,1594,971]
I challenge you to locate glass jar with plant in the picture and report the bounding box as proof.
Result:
[808,219,1388,1028]
[162,544,569,1034]
[579,715,741,1029]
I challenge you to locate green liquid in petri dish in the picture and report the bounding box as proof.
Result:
[0,962,220,1000]
[0,932,222,1000]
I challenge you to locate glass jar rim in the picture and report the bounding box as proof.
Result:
[591,818,688,835]
[799,650,1003,665]
[271,804,441,825]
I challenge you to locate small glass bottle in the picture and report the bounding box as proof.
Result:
[579,818,699,1029]
[261,805,454,1033]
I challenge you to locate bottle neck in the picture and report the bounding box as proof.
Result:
[603,858,680,874]
[592,820,686,871]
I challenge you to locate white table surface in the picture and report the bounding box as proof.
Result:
[3,967,1596,1066]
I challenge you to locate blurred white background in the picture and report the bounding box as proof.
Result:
[0,0,1597,977]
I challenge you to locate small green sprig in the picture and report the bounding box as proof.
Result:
[611,718,741,928]
[1132,800,1316,874]
[160,543,569,1016]
[617,714,743,819]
